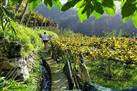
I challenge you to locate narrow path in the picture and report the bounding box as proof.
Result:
[46,58,68,91]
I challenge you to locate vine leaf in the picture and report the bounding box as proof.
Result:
[61,0,80,11]
[29,0,42,11]
[44,0,52,9]
[53,0,62,9]
[132,11,137,28]
[121,0,136,18]
[102,0,115,16]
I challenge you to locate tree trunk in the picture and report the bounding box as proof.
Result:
[0,0,4,7]
[26,12,31,26]
[4,0,8,8]
[14,0,23,18]
[20,0,29,24]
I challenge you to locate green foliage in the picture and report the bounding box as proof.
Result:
[50,30,137,89]
[121,0,136,18]
[0,21,58,91]
[0,6,15,32]
[93,2,104,18]
[62,0,115,22]
[29,0,42,11]
[3,23,42,57]
[0,7,58,57]
[44,0,62,9]
[132,11,137,28]
[52,34,137,63]
[44,0,52,9]
[87,59,137,89]
[61,0,80,11]
[2,23,58,57]
[22,12,48,27]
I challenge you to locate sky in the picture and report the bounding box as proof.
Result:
[60,0,67,4]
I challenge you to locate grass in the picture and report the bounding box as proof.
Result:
[86,59,137,90]
[50,29,137,89]
[0,23,58,57]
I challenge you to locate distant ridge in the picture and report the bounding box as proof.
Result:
[36,3,137,36]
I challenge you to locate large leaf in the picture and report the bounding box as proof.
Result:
[102,0,114,8]
[44,0,52,9]
[29,0,42,11]
[78,7,88,22]
[103,6,116,16]
[93,1,104,15]
[61,0,80,11]
[52,0,62,9]
[102,0,115,15]
[121,0,137,18]
[76,0,85,8]
[93,10,102,19]
[82,0,94,18]
[93,0,104,19]
[132,11,137,28]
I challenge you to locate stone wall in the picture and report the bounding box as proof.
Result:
[0,38,35,82]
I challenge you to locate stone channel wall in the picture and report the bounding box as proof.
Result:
[0,38,35,82]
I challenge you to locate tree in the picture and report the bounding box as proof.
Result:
[2,0,137,28]
[14,0,23,18]
[20,0,29,23]
[4,0,8,8]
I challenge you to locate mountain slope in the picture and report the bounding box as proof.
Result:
[36,3,137,36]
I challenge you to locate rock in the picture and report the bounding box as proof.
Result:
[14,56,35,81]
[16,58,30,81]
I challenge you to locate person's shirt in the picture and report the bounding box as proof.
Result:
[42,34,49,40]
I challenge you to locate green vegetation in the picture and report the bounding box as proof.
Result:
[87,59,137,89]
[50,30,137,89]
[23,12,48,27]
[0,21,57,91]
[1,0,137,90]
[0,23,42,57]
[51,32,137,63]
[0,19,137,90]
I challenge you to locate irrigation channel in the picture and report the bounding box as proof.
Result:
[41,59,52,91]
[40,52,137,91]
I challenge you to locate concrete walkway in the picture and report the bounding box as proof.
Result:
[47,59,68,91]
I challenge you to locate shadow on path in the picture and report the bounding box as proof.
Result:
[47,59,68,91]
